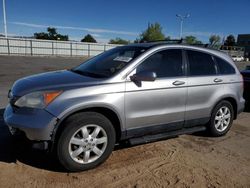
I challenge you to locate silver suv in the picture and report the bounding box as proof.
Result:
[4,43,245,171]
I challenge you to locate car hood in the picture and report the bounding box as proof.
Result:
[11,70,103,96]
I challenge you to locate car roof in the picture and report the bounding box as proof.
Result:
[123,42,236,69]
[127,42,229,58]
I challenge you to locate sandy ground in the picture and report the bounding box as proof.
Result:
[0,56,250,188]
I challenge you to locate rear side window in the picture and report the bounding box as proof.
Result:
[187,50,217,76]
[215,57,236,75]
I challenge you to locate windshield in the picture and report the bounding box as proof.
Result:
[71,46,148,78]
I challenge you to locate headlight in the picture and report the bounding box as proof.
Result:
[15,91,62,109]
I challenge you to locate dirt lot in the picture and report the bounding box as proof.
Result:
[0,56,250,188]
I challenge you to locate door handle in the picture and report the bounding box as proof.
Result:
[172,80,185,86]
[214,78,223,83]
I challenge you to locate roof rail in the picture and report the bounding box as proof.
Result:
[146,39,183,44]
[142,39,221,50]
[145,39,209,47]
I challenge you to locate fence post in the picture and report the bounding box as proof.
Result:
[70,43,73,57]
[30,40,33,56]
[88,44,90,57]
[6,38,10,55]
[52,42,54,56]
[104,44,106,52]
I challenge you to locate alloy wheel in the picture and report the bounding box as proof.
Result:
[68,124,108,164]
[214,106,231,132]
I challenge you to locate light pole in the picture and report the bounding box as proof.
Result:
[2,0,8,38]
[176,14,190,39]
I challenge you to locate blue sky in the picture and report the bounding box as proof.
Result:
[0,0,250,43]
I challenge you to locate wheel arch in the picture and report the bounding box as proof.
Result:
[212,96,238,120]
[51,106,124,151]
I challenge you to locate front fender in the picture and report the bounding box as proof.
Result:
[46,92,125,130]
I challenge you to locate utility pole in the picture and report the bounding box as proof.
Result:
[3,0,8,38]
[176,14,190,39]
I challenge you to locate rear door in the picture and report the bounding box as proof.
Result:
[184,49,224,127]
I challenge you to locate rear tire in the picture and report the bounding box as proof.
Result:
[57,112,116,172]
[208,100,234,137]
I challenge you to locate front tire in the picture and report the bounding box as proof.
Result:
[57,112,116,172]
[208,100,234,137]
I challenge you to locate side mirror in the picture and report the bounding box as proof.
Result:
[130,71,157,82]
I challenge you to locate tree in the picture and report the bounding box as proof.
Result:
[81,34,97,43]
[109,37,130,44]
[184,35,202,44]
[224,35,236,46]
[165,36,171,40]
[47,27,57,39]
[209,35,221,45]
[34,32,49,40]
[136,22,166,43]
[34,27,68,41]
[56,34,69,41]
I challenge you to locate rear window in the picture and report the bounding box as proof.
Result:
[187,50,217,76]
[215,57,236,75]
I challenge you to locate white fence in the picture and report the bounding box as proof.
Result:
[0,37,120,57]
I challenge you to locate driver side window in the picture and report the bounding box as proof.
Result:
[136,49,184,78]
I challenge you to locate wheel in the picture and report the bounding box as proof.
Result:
[57,112,116,172]
[208,100,234,137]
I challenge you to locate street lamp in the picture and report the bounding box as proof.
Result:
[2,0,8,38]
[176,13,190,39]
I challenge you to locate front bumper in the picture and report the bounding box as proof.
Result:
[4,104,58,141]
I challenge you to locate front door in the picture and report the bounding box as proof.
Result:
[125,49,187,137]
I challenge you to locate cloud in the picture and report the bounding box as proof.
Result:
[90,33,101,38]
[9,21,138,36]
